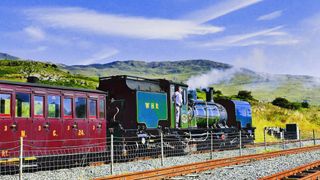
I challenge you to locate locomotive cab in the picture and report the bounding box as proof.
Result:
[98,76,170,137]
[158,79,189,129]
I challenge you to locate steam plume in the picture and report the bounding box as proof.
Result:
[186,68,240,89]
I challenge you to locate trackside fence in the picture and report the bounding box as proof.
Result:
[1,129,320,179]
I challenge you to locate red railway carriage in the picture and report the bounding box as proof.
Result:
[0,80,107,160]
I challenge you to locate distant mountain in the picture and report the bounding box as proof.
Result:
[65,60,232,82]
[0,53,19,60]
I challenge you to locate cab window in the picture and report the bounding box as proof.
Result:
[182,88,187,105]
[89,99,97,118]
[34,96,44,118]
[64,98,73,119]
[48,95,61,118]
[0,94,11,116]
[75,97,86,118]
[15,93,30,118]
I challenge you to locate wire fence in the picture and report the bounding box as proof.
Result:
[1,129,320,179]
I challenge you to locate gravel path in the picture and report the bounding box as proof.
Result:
[1,140,319,180]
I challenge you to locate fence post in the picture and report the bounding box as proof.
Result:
[210,131,213,159]
[160,131,164,166]
[264,127,267,151]
[282,131,285,150]
[110,134,114,175]
[19,136,23,180]
[299,130,302,148]
[313,129,316,146]
[239,130,242,156]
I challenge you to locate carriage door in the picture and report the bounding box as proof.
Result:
[62,95,75,147]
[32,94,48,151]
[14,91,33,152]
[74,96,88,147]
[0,91,17,158]
[46,95,63,150]
[88,97,98,148]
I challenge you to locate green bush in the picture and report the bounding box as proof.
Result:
[237,90,254,101]
[272,97,305,110]
[301,101,310,108]
[272,97,290,108]
[288,102,302,110]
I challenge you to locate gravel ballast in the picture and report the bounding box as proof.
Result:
[178,150,320,180]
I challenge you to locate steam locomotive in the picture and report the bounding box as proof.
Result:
[0,75,254,167]
[99,75,255,153]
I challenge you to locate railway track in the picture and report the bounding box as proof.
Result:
[260,160,320,180]
[95,145,320,180]
[93,138,316,166]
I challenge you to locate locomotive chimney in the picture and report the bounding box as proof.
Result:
[27,76,39,83]
[206,87,214,102]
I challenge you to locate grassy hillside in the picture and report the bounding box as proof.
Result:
[211,72,320,105]
[0,60,98,89]
[252,102,320,142]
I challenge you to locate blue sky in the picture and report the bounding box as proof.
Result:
[1,0,320,77]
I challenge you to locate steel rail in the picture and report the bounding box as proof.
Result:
[95,145,320,180]
[260,160,320,180]
[301,170,320,180]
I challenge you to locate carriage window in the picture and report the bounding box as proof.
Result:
[64,98,72,118]
[76,97,86,118]
[34,96,44,118]
[99,99,105,118]
[48,95,61,118]
[0,94,11,116]
[89,99,97,118]
[15,93,30,118]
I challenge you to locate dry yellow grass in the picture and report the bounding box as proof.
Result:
[252,102,320,142]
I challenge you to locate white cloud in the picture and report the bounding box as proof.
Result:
[257,10,282,21]
[25,7,223,40]
[184,0,262,23]
[79,48,119,65]
[201,26,291,47]
[195,26,300,49]
[35,46,48,52]
[233,48,268,72]
[229,12,320,77]
[263,31,287,36]
[23,26,46,41]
